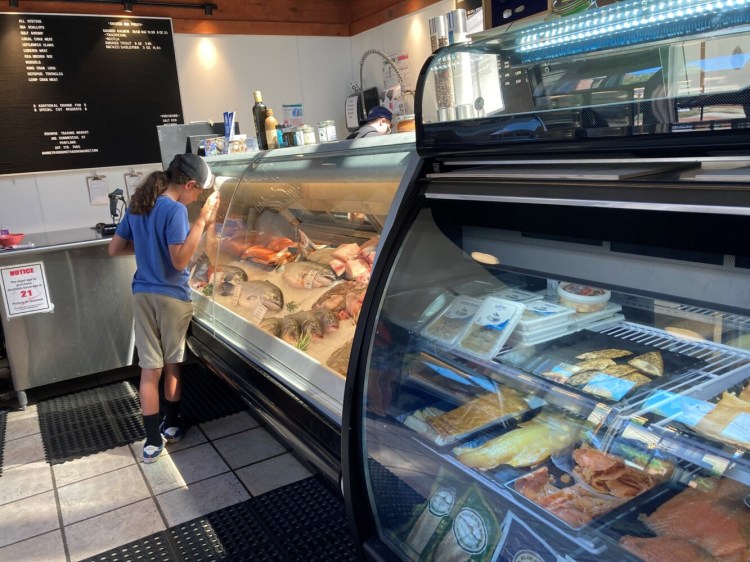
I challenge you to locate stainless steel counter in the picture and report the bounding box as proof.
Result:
[0,228,136,405]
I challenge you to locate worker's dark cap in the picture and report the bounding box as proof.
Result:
[360,106,393,125]
[168,153,215,189]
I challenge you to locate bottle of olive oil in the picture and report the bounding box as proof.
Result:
[264,108,279,149]
[252,90,268,150]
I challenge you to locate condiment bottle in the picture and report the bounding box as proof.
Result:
[251,90,268,150]
[265,108,279,149]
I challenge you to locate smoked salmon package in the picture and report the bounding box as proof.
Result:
[498,330,704,404]
[600,476,750,562]
[504,443,675,553]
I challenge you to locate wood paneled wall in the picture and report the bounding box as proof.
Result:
[4,0,443,35]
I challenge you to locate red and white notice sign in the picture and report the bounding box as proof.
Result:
[0,262,53,318]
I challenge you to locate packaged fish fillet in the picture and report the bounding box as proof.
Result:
[422,295,483,346]
[456,297,525,360]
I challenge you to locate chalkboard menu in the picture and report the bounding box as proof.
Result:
[0,13,183,175]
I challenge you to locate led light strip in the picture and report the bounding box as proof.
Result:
[517,0,750,60]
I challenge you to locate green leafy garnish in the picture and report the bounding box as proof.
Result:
[202,283,214,296]
[285,301,299,313]
[296,331,312,351]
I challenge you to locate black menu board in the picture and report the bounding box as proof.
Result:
[0,13,183,175]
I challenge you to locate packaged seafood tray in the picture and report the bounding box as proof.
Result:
[498,330,704,405]
[502,444,676,554]
[643,382,750,453]
[507,322,574,346]
[421,295,484,347]
[403,352,545,447]
[516,301,576,333]
[399,393,544,448]
[455,296,526,360]
[453,279,507,297]
[597,474,750,561]
[571,302,623,330]
[493,287,545,304]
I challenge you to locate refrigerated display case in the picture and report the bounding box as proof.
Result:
[185,135,418,482]
[343,0,750,560]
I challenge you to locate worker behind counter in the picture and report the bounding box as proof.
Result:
[347,106,392,139]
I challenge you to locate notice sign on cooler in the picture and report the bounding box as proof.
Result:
[0,262,53,318]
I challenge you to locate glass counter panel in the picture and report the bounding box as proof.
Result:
[361,199,750,560]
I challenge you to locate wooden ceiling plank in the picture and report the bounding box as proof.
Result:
[4,0,441,36]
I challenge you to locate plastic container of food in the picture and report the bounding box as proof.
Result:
[509,322,572,346]
[494,287,544,304]
[557,283,611,313]
[517,301,575,332]
[457,296,525,359]
[422,295,483,346]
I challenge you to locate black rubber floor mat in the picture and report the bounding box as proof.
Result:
[84,476,360,562]
[84,532,175,561]
[0,410,6,476]
[251,476,360,562]
[170,501,286,561]
[172,363,247,426]
[38,380,145,465]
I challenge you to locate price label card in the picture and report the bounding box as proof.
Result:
[0,262,54,318]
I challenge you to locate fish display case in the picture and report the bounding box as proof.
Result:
[185,135,418,482]
[342,0,750,560]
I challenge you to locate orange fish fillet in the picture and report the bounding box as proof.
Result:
[641,488,747,557]
[619,536,714,562]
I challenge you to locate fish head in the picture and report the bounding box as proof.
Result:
[260,282,284,311]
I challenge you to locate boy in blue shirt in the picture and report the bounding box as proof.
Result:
[109,153,220,462]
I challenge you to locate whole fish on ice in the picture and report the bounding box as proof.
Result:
[238,280,284,312]
[279,262,336,289]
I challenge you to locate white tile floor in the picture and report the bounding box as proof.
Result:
[0,404,314,561]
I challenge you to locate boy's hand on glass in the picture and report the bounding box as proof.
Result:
[201,191,220,226]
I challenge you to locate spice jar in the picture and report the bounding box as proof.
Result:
[301,125,316,145]
[317,120,337,142]
[293,126,305,146]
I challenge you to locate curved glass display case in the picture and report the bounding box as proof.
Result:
[186,135,418,479]
[343,0,750,560]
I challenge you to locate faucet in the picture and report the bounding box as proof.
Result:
[359,48,415,119]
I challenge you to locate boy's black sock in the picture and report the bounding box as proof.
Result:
[164,399,181,428]
[143,413,162,447]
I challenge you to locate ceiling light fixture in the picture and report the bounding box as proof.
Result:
[9,0,19,6]
[123,1,133,12]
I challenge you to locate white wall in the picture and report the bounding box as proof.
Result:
[0,0,453,235]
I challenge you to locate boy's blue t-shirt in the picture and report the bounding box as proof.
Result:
[116,196,191,301]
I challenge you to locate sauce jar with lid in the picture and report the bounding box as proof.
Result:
[317,120,337,142]
[557,282,611,312]
[301,124,316,145]
[293,126,305,146]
